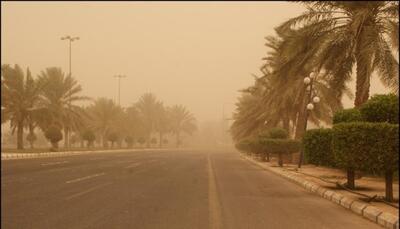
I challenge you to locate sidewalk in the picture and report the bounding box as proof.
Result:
[241,154,399,229]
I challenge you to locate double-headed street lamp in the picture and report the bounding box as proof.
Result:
[60,35,79,150]
[298,72,320,168]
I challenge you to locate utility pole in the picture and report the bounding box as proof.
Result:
[114,75,127,106]
[61,35,79,150]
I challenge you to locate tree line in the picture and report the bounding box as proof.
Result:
[1,65,197,150]
[231,1,399,142]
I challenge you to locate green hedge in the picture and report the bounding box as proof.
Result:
[332,108,363,124]
[360,94,399,124]
[332,122,399,200]
[267,128,289,139]
[303,128,335,167]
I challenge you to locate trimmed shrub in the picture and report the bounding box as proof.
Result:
[26,132,37,149]
[360,94,399,124]
[267,128,289,139]
[332,108,363,124]
[332,122,399,200]
[137,137,145,146]
[151,137,157,145]
[125,136,134,148]
[235,138,252,153]
[260,138,301,166]
[44,125,63,151]
[303,128,335,167]
[82,130,96,148]
[107,132,119,148]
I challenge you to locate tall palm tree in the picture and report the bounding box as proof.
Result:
[169,105,197,147]
[36,67,89,148]
[155,104,171,148]
[1,64,41,149]
[87,98,122,148]
[277,1,399,107]
[136,93,162,147]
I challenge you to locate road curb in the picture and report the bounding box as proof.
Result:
[1,148,181,161]
[241,154,399,229]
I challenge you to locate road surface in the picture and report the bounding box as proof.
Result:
[1,149,380,229]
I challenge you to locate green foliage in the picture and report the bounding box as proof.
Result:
[303,128,335,167]
[107,132,119,142]
[260,138,301,154]
[332,122,399,174]
[44,126,63,143]
[360,94,399,124]
[125,136,134,144]
[137,137,146,145]
[26,132,37,143]
[82,130,95,143]
[332,108,363,124]
[267,128,289,139]
[235,138,252,153]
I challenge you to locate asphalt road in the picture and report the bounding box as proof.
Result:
[1,149,380,229]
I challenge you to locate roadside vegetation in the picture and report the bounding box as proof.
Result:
[1,65,197,151]
[232,1,399,202]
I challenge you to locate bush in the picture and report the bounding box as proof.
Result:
[332,108,363,124]
[162,139,168,145]
[151,137,157,145]
[82,130,96,148]
[137,137,145,146]
[360,94,399,124]
[267,128,289,139]
[332,122,399,200]
[303,128,335,167]
[107,132,119,147]
[26,132,37,148]
[44,125,63,150]
[235,138,252,153]
[260,138,301,166]
[125,136,134,148]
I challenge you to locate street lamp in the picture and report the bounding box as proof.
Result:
[60,35,79,150]
[298,71,321,168]
[113,75,127,106]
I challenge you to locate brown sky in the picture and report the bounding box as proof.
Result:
[1,1,390,123]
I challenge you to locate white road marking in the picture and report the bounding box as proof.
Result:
[124,162,141,169]
[208,154,223,229]
[65,172,105,184]
[65,182,113,200]
[41,161,69,166]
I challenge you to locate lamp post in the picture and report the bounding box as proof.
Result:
[298,72,320,168]
[60,35,79,150]
[114,75,127,106]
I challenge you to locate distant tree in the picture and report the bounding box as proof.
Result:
[26,132,37,149]
[136,93,162,147]
[107,132,119,148]
[82,129,96,148]
[44,125,63,151]
[169,105,197,147]
[137,137,146,147]
[150,137,157,146]
[125,136,134,148]
[162,139,168,145]
[1,64,41,149]
[36,67,89,148]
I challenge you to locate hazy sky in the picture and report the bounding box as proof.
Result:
[1,1,390,123]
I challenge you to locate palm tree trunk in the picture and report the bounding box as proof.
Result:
[64,128,69,149]
[176,131,180,148]
[354,35,372,107]
[385,170,393,202]
[283,114,290,134]
[159,132,163,148]
[17,120,24,150]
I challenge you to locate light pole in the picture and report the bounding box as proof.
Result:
[114,75,127,106]
[61,35,79,150]
[298,72,320,168]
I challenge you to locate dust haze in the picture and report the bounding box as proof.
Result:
[1,1,390,147]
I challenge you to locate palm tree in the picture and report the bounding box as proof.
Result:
[86,98,123,148]
[36,67,89,148]
[136,93,162,147]
[154,104,171,148]
[1,64,41,149]
[277,1,399,107]
[169,105,197,147]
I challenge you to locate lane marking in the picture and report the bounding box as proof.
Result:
[124,162,141,169]
[65,173,105,184]
[41,161,69,166]
[208,154,223,229]
[65,182,113,200]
